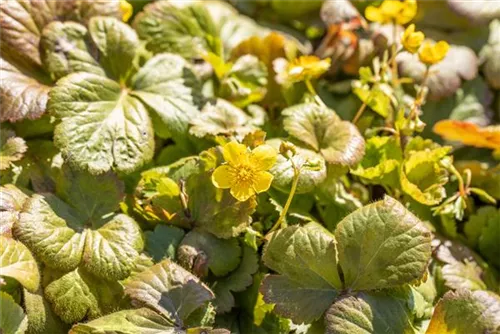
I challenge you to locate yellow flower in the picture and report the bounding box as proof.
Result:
[401,24,424,53]
[365,0,417,25]
[274,55,331,85]
[418,41,449,65]
[212,142,277,201]
[119,0,133,22]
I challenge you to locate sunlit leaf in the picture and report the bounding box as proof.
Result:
[434,120,500,151]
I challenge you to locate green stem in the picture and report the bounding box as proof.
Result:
[448,163,466,196]
[352,100,368,125]
[305,79,326,107]
[267,163,301,235]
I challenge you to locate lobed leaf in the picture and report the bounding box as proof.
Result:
[0,235,40,292]
[336,196,432,291]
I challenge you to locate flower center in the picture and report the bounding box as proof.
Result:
[235,165,255,183]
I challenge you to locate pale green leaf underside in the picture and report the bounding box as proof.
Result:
[0,236,40,292]
[335,196,432,291]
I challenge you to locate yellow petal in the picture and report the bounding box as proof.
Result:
[397,0,417,24]
[230,183,255,202]
[119,0,133,22]
[253,171,274,193]
[365,6,385,23]
[419,41,449,65]
[212,165,235,189]
[250,145,278,171]
[380,1,404,17]
[222,141,248,166]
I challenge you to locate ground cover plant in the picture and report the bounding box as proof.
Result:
[1,0,500,333]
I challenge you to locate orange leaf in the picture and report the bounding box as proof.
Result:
[433,120,500,150]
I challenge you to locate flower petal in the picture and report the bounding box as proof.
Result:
[253,171,274,193]
[222,141,248,166]
[365,6,385,23]
[230,183,255,202]
[250,145,278,171]
[212,165,235,189]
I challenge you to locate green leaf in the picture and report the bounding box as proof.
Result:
[40,21,104,81]
[125,259,214,326]
[0,129,27,171]
[189,99,256,139]
[400,146,451,205]
[187,172,256,239]
[15,193,143,280]
[282,103,365,166]
[324,291,414,334]
[69,308,179,334]
[177,231,241,277]
[88,16,138,82]
[426,289,500,334]
[261,222,341,323]
[464,206,496,246]
[55,167,124,225]
[49,72,155,174]
[0,236,39,292]
[45,17,202,174]
[353,85,391,118]
[130,53,203,145]
[218,55,268,107]
[133,1,221,58]
[268,139,327,194]
[0,185,29,237]
[464,206,500,267]
[145,225,185,262]
[212,245,259,313]
[351,136,402,187]
[0,291,28,334]
[335,196,432,291]
[24,287,68,334]
[44,267,123,324]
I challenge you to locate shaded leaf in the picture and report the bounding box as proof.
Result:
[125,259,214,326]
[441,261,487,291]
[187,172,256,239]
[282,103,365,166]
[0,291,28,334]
[133,1,221,58]
[0,236,39,292]
[190,99,256,139]
[336,196,432,290]
[145,225,185,263]
[464,206,500,268]
[177,230,242,277]
[212,245,259,313]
